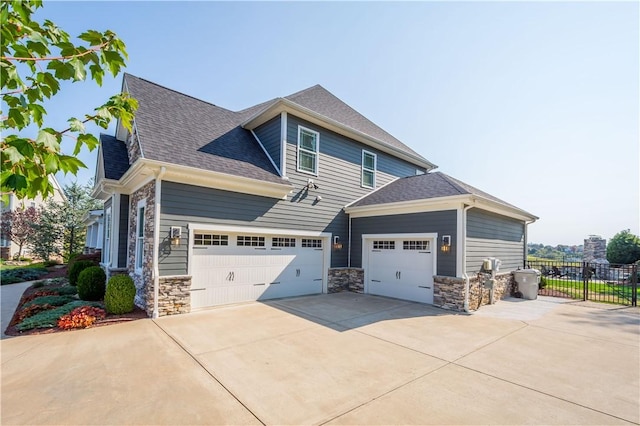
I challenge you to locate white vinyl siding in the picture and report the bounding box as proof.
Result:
[135,200,146,273]
[362,150,376,188]
[297,126,319,175]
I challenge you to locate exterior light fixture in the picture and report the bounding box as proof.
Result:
[441,235,451,253]
[333,236,343,250]
[170,226,182,246]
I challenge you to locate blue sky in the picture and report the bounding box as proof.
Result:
[30,1,639,246]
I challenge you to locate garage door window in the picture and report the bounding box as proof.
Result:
[272,237,296,247]
[373,240,395,250]
[302,238,322,248]
[403,240,430,250]
[194,233,228,246]
[237,236,265,247]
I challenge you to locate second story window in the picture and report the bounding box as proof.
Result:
[362,150,376,188]
[297,126,319,175]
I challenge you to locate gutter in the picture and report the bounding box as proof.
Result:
[152,166,166,319]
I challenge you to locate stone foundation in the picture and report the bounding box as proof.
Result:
[145,275,191,317]
[328,268,364,293]
[434,272,515,312]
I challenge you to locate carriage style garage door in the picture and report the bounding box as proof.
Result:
[190,229,327,309]
[364,234,437,304]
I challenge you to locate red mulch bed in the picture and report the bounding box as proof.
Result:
[4,267,148,337]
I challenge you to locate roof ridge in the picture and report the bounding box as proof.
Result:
[283,83,323,99]
[437,172,469,195]
[124,73,234,113]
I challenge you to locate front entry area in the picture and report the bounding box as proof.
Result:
[189,227,329,309]
[363,234,437,304]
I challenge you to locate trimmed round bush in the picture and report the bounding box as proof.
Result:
[104,275,136,314]
[68,260,97,286]
[77,266,106,301]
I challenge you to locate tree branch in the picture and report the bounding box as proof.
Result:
[1,40,109,62]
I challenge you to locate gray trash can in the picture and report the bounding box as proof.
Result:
[513,269,541,300]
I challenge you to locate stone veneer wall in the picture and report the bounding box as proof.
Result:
[328,268,364,293]
[126,128,142,166]
[433,272,515,312]
[128,180,155,310]
[145,275,191,316]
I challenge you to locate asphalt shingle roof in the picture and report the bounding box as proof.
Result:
[124,74,287,185]
[111,74,432,184]
[283,85,425,159]
[349,172,523,210]
[100,134,129,180]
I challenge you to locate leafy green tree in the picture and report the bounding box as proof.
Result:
[30,201,62,261]
[1,0,137,201]
[606,230,640,265]
[0,205,40,259]
[57,181,102,259]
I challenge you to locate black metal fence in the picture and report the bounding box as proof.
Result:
[525,260,638,306]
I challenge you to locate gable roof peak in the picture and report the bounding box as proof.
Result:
[123,73,232,113]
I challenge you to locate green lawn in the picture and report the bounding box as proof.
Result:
[542,277,638,303]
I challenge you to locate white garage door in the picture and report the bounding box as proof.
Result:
[365,237,435,304]
[190,231,325,309]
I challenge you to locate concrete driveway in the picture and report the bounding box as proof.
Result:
[2,293,638,425]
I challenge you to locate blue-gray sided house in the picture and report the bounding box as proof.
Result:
[93,74,537,317]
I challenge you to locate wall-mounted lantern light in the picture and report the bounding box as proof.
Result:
[333,236,343,250]
[170,226,182,246]
[441,235,451,253]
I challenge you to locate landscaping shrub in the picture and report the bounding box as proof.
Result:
[68,260,96,286]
[22,290,58,304]
[23,295,76,308]
[57,306,106,330]
[12,304,55,325]
[17,301,103,331]
[0,267,48,285]
[67,252,100,271]
[54,286,78,296]
[32,281,46,288]
[77,266,106,301]
[104,275,136,314]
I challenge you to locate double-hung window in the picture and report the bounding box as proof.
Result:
[104,207,112,264]
[297,126,319,175]
[362,150,376,188]
[135,200,146,273]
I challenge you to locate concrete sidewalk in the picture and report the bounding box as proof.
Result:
[2,293,639,425]
[1,280,33,339]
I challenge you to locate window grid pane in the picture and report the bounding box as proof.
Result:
[302,238,322,248]
[272,237,296,247]
[373,240,395,250]
[194,234,229,246]
[362,170,374,188]
[237,236,265,247]
[298,150,316,173]
[403,240,430,250]
[300,130,317,151]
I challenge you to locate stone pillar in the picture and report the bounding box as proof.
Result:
[145,275,192,317]
[327,268,364,293]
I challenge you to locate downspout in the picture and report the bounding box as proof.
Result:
[462,204,474,313]
[348,215,352,268]
[523,219,535,269]
[152,166,166,319]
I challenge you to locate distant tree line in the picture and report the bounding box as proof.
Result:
[528,243,583,260]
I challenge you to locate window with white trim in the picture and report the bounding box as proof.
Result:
[104,207,112,264]
[194,233,228,246]
[373,240,395,250]
[362,150,376,188]
[403,240,430,250]
[297,126,319,175]
[272,237,296,247]
[135,200,146,272]
[301,238,322,248]
[237,235,265,247]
